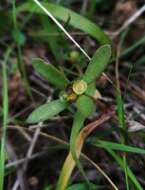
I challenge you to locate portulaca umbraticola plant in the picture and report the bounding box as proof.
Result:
[27,45,111,189]
[27,45,111,124]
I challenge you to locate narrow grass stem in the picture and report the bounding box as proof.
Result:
[115,41,129,190]
[0,48,11,190]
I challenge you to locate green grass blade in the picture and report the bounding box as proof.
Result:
[17,2,111,45]
[12,0,33,100]
[83,45,111,83]
[67,183,87,190]
[66,183,96,190]
[27,99,67,123]
[0,48,11,190]
[90,142,143,190]
[135,55,145,65]
[67,183,101,190]
[122,35,145,57]
[106,148,143,190]
[116,88,125,130]
[32,58,69,89]
[115,28,129,188]
[91,139,145,154]
[116,90,129,189]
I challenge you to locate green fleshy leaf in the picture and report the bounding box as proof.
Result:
[85,82,96,96]
[76,95,95,117]
[27,99,67,123]
[32,58,69,89]
[17,2,111,45]
[83,45,111,83]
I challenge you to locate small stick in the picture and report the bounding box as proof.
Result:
[110,4,145,37]
[13,122,42,190]
[6,151,45,169]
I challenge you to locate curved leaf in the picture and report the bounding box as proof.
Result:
[32,58,69,89]
[83,45,111,83]
[17,2,111,45]
[57,112,86,190]
[69,111,89,185]
[27,99,67,123]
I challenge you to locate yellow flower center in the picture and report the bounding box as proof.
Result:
[72,80,87,95]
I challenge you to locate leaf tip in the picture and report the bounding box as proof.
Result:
[26,115,35,124]
[100,44,111,53]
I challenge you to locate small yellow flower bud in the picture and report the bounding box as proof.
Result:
[69,51,80,63]
[72,80,87,95]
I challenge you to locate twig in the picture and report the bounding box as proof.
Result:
[128,120,145,132]
[110,4,145,37]
[6,151,45,169]
[6,142,26,190]
[133,107,145,121]
[8,125,32,142]
[83,154,119,190]
[8,105,33,123]
[12,181,19,190]
[81,0,89,15]
[13,122,42,190]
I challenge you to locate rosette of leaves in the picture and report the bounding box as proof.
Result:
[27,45,111,187]
[27,45,111,123]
